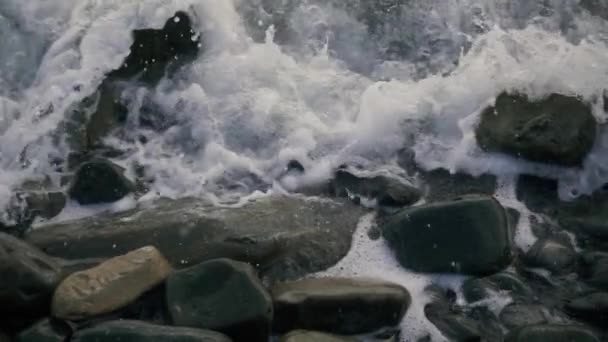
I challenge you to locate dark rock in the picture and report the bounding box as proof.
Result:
[581,252,608,290]
[0,233,63,330]
[25,196,364,282]
[17,318,70,342]
[476,92,597,166]
[331,169,421,206]
[271,277,410,335]
[84,82,128,150]
[418,169,497,203]
[499,304,549,330]
[524,238,577,274]
[516,175,559,215]
[71,320,231,342]
[1,191,66,236]
[463,272,535,303]
[166,258,272,342]
[505,324,600,342]
[382,195,513,275]
[565,292,608,324]
[581,0,608,20]
[68,159,135,205]
[280,330,359,342]
[109,12,200,84]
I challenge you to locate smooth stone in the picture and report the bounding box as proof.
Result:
[272,277,410,335]
[52,246,172,320]
[166,258,272,342]
[17,318,70,342]
[524,238,577,274]
[499,304,549,330]
[0,233,63,329]
[71,320,231,342]
[68,159,135,205]
[26,196,364,282]
[463,272,535,303]
[565,292,608,324]
[382,195,513,275]
[476,92,597,166]
[280,330,359,342]
[582,252,608,290]
[505,324,600,342]
[332,169,421,206]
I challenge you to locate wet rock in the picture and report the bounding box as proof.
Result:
[382,195,513,275]
[419,169,497,203]
[280,330,359,342]
[52,246,171,320]
[17,318,70,342]
[463,272,535,303]
[271,277,410,335]
[331,169,421,206]
[25,196,364,282]
[524,238,577,274]
[581,252,608,290]
[581,0,608,20]
[84,83,128,150]
[68,159,135,205]
[71,320,231,342]
[109,12,200,84]
[565,292,608,324]
[499,304,549,330]
[1,191,66,236]
[166,258,272,342]
[476,92,597,166]
[0,232,63,330]
[505,324,600,342]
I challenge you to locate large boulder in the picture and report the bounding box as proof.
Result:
[280,330,359,342]
[381,195,513,275]
[25,196,364,282]
[0,233,63,330]
[68,159,135,205]
[476,92,597,166]
[17,318,70,342]
[71,320,231,342]
[271,277,410,335]
[166,258,272,342]
[505,324,600,342]
[52,246,172,320]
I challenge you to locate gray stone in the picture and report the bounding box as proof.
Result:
[505,324,600,342]
[68,159,135,205]
[582,252,608,290]
[332,169,421,206]
[524,238,577,274]
[382,195,513,275]
[280,330,359,342]
[17,318,70,342]
[272,277,410,335]
[499,304,549,330]
[71,320,231,342]
[52,246,172,320]
[463,272,535,303]
[166,258,272,342]
[476,92,597,166]
[25,196,364,282]
[565,292,608,324]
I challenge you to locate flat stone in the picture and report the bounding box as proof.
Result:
[280,330,359,342]
[68,159,135,205]
[272,277,410,335]
[26,196,364,282]
[52,246,172,320]
[476,92,597,166]
[382,195,513,275]
[17,318,70,342]
[71,320,231,342]
[505,324,600,342]
[166,258,272,342]
[499,304,549,330]
[524,238,577,274]
[0,233,63,330]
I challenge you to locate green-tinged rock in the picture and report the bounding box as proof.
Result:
[280,330,359,342]
[25,196,364,282]
[382,195,513,275]
[476,92,597,166]
[17,318,70,342]
[332,169,421,206]
[68,159,135,205]
[52,246,172,320]
[71,320,231,342]
[166,258,272,342]
[524,238,577,274]
[505,324,600,342]
[272,277,410,335]
[0,233,63,330]
[463,272,534,303]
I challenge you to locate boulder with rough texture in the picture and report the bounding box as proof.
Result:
[476,92,597,166]
[166,258,272,342]
[52,246,172,320]
[71,320,231,342]
[17,318,71,342]
[0,233,63,329]
[280,330,359,342]
[524,238,577,274]
[26,196,364,282]
[331,169,421,206]
[68,159,135,205]
[505,324,600,342]
[382,195,513,275]
[271,277,410,335]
